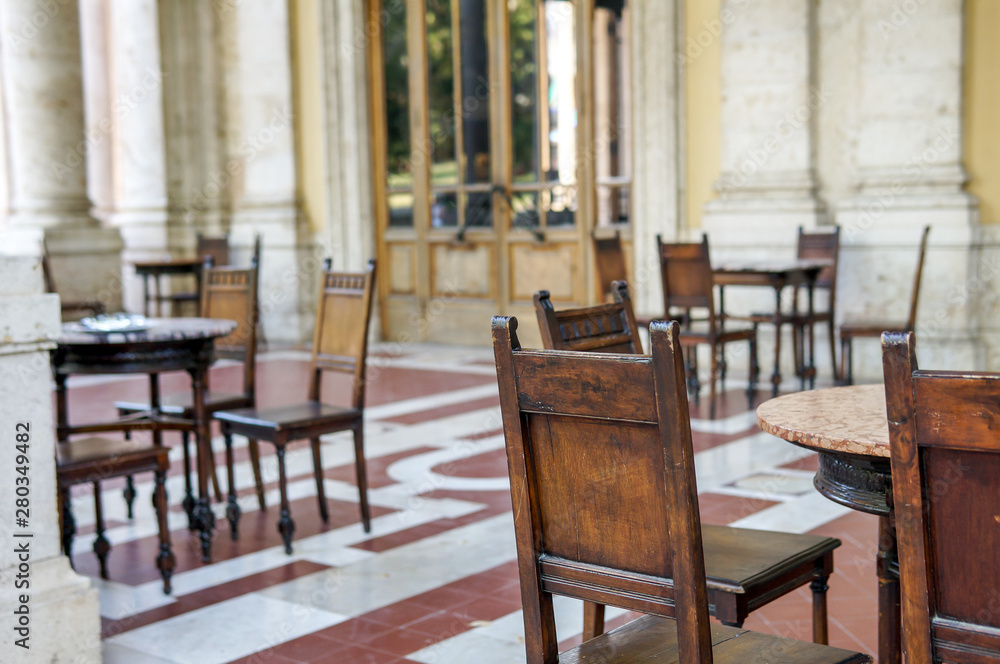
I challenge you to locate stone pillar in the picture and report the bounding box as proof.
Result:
[835,0,979,380]
[0,257,101,663]
[629,0,681,319]
[80,0,172,313]
[218,0,312,346]
[702,0,825,249]
[320,0,377,271]
[0,0,124,312]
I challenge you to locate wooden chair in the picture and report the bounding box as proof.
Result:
[115,257,265,527]
[493,316,870,664]
[657,234,758,418]
[882,331,1000,663]
[840,226,930,385]
[56,421,176,594]
[793,226,841,384]
[534,283,842,644]
[41,241,106,320]
[216,259,377,553]
[592,229,629,299]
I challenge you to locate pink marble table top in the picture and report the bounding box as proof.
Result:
[756,383,890,458]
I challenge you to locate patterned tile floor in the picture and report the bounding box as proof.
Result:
[58,344,880,663]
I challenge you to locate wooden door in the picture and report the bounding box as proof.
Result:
[370,0,632,346]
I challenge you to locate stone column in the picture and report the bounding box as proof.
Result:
[218,0,312,346]
[701,0,825,249]
[0,0,124,312]
[628,0,682,319]
[320,0,377,271]
[80,0,172,313]
[0,257,101,663]
[835,0,979,380]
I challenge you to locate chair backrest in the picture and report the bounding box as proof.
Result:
[196,233,230,267]
[882,331,1000,663]
[592,229,628,301]
[493,317,714,663]
[534,280,643,353]
[310,259,377,409]
[797,225,840,292]
[657,233,715,322]
[905,226,931,331]
[200,260,258,396]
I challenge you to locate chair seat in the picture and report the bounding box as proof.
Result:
[840,320,906,338]
[116,391,250,417]
[563,614,870,663]
[675,320,755,342]
[215,401,360,437]
[703,524,839,600]
[57,437,169,479]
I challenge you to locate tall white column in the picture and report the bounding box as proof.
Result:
[218,0,312,345]
[0,0,124,312]
[628,0,681,319]
[835,0,979,380]
[0,257,101,663]
[80,0,172,313]
[702,0,825,249]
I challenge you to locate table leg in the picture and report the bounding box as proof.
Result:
[877,514,901,664]
[188,365,215,562]
[142,274,152,317]
[770,287,782,397]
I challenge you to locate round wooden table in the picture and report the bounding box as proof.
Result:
[756,384,898,664]
[54,317,237,563]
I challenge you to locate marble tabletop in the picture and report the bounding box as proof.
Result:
[59,317,237,345]
[756,383,890,458]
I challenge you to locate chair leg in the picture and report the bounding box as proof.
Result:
[840,335,854,386]
[92,481,111,580]
[248,439,266,510]
[180,431,196,530]
[123,476,136,519]
[153,469,176,594]
[311,437,329,523]
[59,485,75,562]
[684,347,701,405]
[582,602,606,641]
[811,576,830,644]
[224,429,241,540]
[353,425,372,533]
[746,334,758,409]
[275,446,296,554]
[709,344,719,420]
[828,321,838,384]
[207,439,223,503]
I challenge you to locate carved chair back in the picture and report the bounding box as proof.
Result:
[657,233,716,329]
[882,330,1000,663]
[798,226,840,293]
[592,229,628,301]
[200,260,258,398]
[493,317,715,663]
[534,280,643,354]
[310,259,377,410]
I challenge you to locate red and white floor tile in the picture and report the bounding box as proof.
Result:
[59,345,879,663]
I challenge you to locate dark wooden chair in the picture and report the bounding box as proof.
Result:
[116,258,265,526]
[882,331,1000,663]
[785,226,840,386]
[593,229,629,299]
[215,259,377,553]
[56,421,176,594]
[657,234,758,418]
[840,226,930,385]
[534,283,842,644]
[41,240,106,320]
[493,316,870,664]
